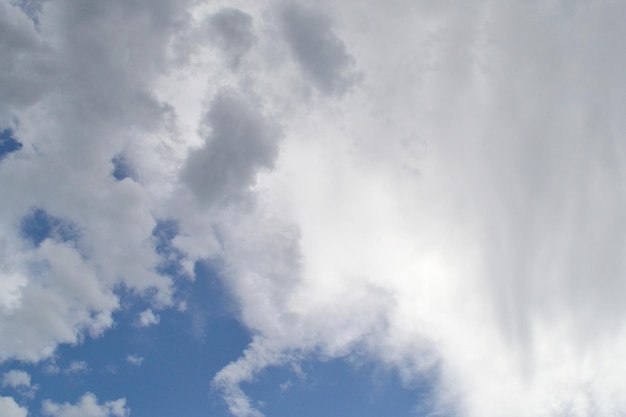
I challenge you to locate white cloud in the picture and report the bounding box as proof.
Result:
[208,2,626,417]
[126,355,144,367]
[137,309,160,327]
[42,392,128,417]
[1,369,37,399]
[2,1,626,417]
[0,0,190,362]
[0,395,27,417]
[2,370,30,388]
[64,361,89,375]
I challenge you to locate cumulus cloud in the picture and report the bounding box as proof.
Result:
[2,369,37,398]
[0,0,191,362]
[2,0,626,417]
[42,392,128,417]
[182,90,281,207]
[2,370,31,388]
[206,8,255,69]
[279,2,359,96]
[0,395,27,417]
[137,308,160,327]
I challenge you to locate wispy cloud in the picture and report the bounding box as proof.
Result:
[64,361,89,375]
[126,355,144,367]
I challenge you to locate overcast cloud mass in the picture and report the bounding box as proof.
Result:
[1,0,626,416]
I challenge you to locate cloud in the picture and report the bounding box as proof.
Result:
[206,8,255,69]
[0,0,50,118]
[213,337,287,417]
[279,2,359,96]
[12,0,47,25]
[2,370,31,388]
[207,1,626,417]
[0,239,119,361]
[2,0,626,417]
[2,370,37,398]
[42,363,60,375]
[0,0,191,362]
[137,308,160,327]
[64,361,89,375]
[42,392,128,417]
[182,90,282,207]
[126,355,144,367]
[0,395,27,417]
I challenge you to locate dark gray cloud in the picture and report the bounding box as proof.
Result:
[183,91,281,206]
[208,8,255,69]
[279,3,359,96]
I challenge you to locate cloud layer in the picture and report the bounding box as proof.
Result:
[1,0,626,417]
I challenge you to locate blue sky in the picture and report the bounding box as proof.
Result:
[2,1,626,417]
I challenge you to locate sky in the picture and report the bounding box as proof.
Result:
[1,0,626,416]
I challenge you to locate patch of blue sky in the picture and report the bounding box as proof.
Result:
[36,308,250,417]
[0,128,23,160]
[111,154,135,181]
[152,219,188,279]
[20,208,81,247]
[242,356,437,417]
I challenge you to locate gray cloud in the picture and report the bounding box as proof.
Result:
[0,1,51,120]
[182,91,281,206]
[207,8,255,69]
[279,3,359,96]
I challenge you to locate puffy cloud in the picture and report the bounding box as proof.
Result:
[0,0,191,362]
[182,90,282,207]
[137,308,160,327]
[2,0,626,417]
[2,370,31,388]
[0,395,27,417]
[206,8,255,69]
[279,2,359,96]
[0,0,49,118]
[0,239,119,361]
[42,392,128,417]
[2,369,37,399]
